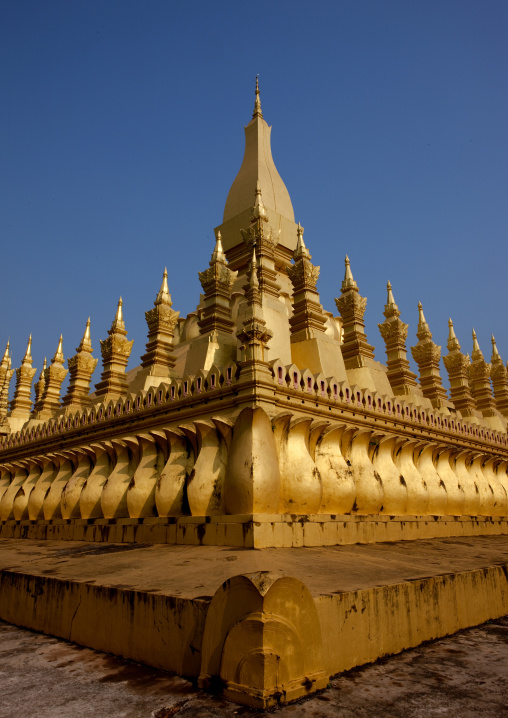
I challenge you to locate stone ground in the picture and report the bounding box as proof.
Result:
[1,617,508,718]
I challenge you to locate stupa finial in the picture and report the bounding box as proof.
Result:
[250,247,259,288]
[251,181,267,221]
[77,318,93,353]
[294,223,310,259]
[111,297,126,332]
[447,318,461,352]
[23,335,33,362]
[1,340,10,364]
[252,75,263,119]
[386,281,396,306]
[155,268,172,306]
[491,334,501,360]
[472,328,483,360]
[52,334,64,364]
[341,255,358,292]
[211,231,227,264]
[382,280,400,320]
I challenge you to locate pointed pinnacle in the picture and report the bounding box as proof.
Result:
[250,248,259,288]
[386,281,395,305]
[111,297,126,332]
[417,301,427,326]
[252,75,263,119]
[447,319,461,352]
[491,334,501,361]
[52,334,64,364]
[472,328,480,352]
[155,268,172,306]
[211,231,227,264]
[78,317,93,353]
[342,255,358,292]
[0,341,10,371]
[294,223,310,259]
[38,357,47,382]
[251,181,267,220]
[23,335,33,362]
[415,301,432,340]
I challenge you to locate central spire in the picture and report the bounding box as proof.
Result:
[221,77,295,228]
[253,75,263,119]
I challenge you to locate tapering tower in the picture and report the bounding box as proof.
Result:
[287,224,328,340]
[32,358,47,414]
[0,341,14,426]
[442,320,476,415]
[215,78,298,285]
[139,270,180,375]
[468,330,496,416]
[410,302,448,406]
[236,249,273,382]
[9,336,37,421]
[490,336,508,417]
[62,319,98,409]
[95,298,134,398]
[198,234,237,336]
[377,282,417,395]
[36,336,68,419]
[335,256,375,369]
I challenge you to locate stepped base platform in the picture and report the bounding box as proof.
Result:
[1,536,508,707]
[1,513,508,547]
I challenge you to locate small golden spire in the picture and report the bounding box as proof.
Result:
[52,334,64,364]
[77,318,93,353]
[1,340,9,364]
[37,357,47,382]
[491,334,501,361]
[211,231,227,264]
[155,268,172,306]
[447,318,461,352]
[251,181,267,221]
[415,301,432,341]
[382,280,400,320]
[111,297,126,332]
[417,301,430,331]
[386,281,396,306]
[294,223,310,259]
[250,247,259,289]
[472,328,480,352]
[23,335,33,362]
[341,255,358,292]
[252,75,263,119]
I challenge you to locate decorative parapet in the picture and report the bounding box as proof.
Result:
[491,336,508,417]
[1,397,506,526]
[469,329,496,416]
[62,319,98,410]
[443,319,476,415]
[95,298,134,398]
[410,302,448,406]
[378,282,418,395]
[335,256,375,369]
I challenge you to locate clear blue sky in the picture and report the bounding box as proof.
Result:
[1,1,507,396]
